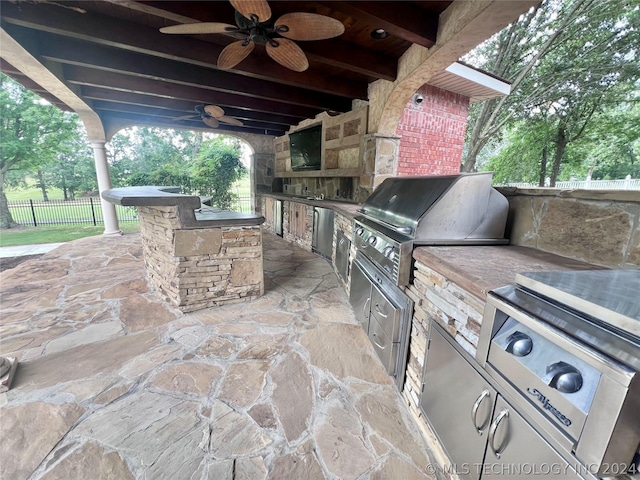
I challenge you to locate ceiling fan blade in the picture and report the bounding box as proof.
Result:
[266,38,309,72]
[160,22,237,35]
[202,116,220,129]
[204,105,225,118]
[218,115,243,126]
[275,13,345,41]
[218,40,255,70]
[229,0,271,23]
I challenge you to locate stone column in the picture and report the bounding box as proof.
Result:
[92,142,121,236]
[356,133,401,202]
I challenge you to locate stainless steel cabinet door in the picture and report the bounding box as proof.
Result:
[335,231,350,282]
[421,326,496,480]
[349,260,372,332]
[312,207,334,258]
[482,396,585,480]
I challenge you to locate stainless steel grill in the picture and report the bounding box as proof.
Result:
[353,172,509,285]
[350,172,509,390]
[478,269,640,478]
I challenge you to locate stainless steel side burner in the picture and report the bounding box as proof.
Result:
[478,269,640,478]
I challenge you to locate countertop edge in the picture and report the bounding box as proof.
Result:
[412,245,602,301]
[259,192,361,219]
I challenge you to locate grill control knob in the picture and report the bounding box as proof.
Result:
[505,331,533,357]
[383,246,395,259]
[367,236,378,246]
[355,226,365,236]
[544,361,583,394]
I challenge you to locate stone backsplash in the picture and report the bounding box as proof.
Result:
[500,188,640,268]
[138,205,263,313]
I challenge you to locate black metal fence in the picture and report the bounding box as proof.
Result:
[7,196,253,227]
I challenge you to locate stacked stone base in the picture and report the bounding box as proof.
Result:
[138,206,263,313]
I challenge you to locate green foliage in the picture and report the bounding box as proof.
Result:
[0,74,84,227]
[465,0,640,185]
[108,128,247,209]
[192,138,246,210]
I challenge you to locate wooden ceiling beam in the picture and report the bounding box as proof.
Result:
[82,89,302,126]
[63,65,322,119]
[31,30,351,112]
[326,1,439,48]
[91,101,292,132]
[100,111,285,136]
[0,2,378,95]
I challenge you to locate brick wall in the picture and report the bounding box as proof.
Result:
[138,205,264,313]
[396,85,470,176]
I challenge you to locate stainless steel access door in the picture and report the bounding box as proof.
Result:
[349,259,372,332]
[421,325,496,480]
[312,207,334,258]
[273,199,283,237]
[482,396,585,480]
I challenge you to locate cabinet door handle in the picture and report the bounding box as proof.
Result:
[374,303,388,318]
[371,332,386,350]
[488,409,509,459]
[363,297,371,322]
[471,389,491,436]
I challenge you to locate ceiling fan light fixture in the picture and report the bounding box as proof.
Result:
[370,28,389,40]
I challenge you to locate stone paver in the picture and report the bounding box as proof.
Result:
[0,231,445,479]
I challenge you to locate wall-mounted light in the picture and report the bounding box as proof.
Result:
[370,28,389,40]
[412,93,424,107]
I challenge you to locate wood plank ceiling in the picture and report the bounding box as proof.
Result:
[1,1,452,137]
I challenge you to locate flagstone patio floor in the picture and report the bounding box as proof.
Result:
[0,231,446,480]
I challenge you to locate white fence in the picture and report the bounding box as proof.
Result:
[502,176,640,190]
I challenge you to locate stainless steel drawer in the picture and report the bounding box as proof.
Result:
[371,284,401,341]
[369,315,399,375]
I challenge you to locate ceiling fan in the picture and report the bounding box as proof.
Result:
[160,0,345,72]
[175,104,243,129]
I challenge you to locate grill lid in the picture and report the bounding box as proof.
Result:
[359,172,508,241]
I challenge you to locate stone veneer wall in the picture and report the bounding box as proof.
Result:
[138,205,263,313]
[500,188,640,268]
[402,260,485,439]
[396,85,470,176]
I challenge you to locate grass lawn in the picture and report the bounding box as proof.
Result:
[5,186,65,201]
[0,223,140,247]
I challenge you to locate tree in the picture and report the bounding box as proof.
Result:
[463,0,640,182]
[192,138,246,210]
[42,131,97,200]
[0,74,80,228]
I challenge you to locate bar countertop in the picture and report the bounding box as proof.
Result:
[102,186,264,228]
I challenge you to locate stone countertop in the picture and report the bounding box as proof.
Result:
[102,186,264,228]
[260,192,361,219]
[413,245,600,300]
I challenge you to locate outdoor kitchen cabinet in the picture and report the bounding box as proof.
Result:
[421,323,585,480]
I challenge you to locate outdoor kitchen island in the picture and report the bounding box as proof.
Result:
[102,186,265,313]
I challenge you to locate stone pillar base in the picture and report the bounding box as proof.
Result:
[138,206,264,313]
